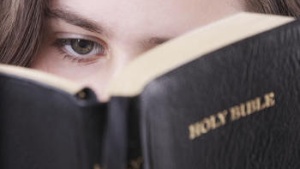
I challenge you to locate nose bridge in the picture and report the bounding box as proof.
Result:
[110,46,139,77]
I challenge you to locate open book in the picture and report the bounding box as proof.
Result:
[1,12,299,169]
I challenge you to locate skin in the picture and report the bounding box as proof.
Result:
[32,0,246,100]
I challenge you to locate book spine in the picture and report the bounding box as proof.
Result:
[103,97,142,169]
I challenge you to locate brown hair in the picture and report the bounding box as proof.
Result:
[0,0,300,67]
[247,0,300,17]
[0,0,47,67]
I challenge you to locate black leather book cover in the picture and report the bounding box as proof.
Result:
[138,19,300,169]
[0,73,106,169]
[104,17,300,169]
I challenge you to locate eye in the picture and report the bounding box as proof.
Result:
[70,39,96,55]
[54,38,107,62]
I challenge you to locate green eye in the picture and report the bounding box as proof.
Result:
[71,39,95,55]
[55,38,107,60]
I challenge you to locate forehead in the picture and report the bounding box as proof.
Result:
[50,0,244,37]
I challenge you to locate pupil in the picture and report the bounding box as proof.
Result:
[78,40,90,48]
[71,39,94,55]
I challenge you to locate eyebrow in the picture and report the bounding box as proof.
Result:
[47,8,109,36]
[47,8,172,47]
[141,37,171,49]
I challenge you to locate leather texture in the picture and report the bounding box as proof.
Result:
[0,75,106,169]
[135,20,300,169]
[103,97,142,169]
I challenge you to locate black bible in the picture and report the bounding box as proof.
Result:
[1,12,300,169]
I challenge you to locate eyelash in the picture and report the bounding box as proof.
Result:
[53,38,108,63]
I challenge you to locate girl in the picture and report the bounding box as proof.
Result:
[1,0,299,100]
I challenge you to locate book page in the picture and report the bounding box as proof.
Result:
[107,12,295,97]
[0,64,82,95]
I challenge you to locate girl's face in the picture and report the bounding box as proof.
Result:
[32,0,246,100]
